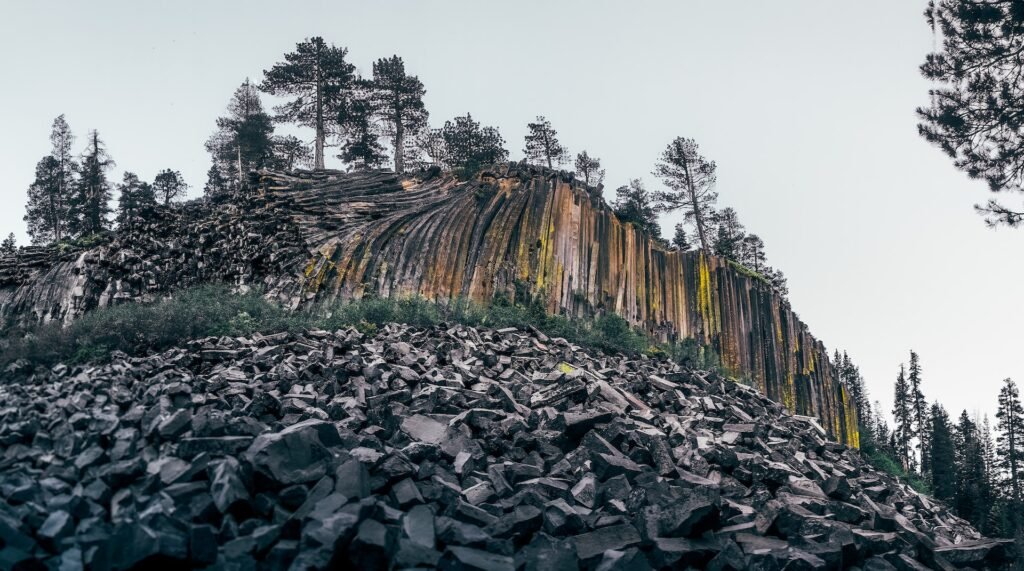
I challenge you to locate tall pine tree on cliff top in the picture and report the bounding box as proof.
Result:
[205,79,275,189]
[523,116,568,169]
[919,1,1024,227]
[70,130,114,236]
[575,151,605,189]
[261,38,356,170]
[49,115,76,240]
[370,56,428,174]
[25,156,64,245]
[24,116,76,244]
[651,137,718,254]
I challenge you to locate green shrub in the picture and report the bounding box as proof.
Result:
[865,448,932,495]
[665,337,723,373]
[1,284,297,367]
[1,285,722,372]
[591,314,648,355]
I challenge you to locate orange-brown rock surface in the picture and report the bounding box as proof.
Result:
[264,164,858,446]
[0,163,857,445]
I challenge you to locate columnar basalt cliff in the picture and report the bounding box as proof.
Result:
[0,163,857,445]
[269,164,858,447]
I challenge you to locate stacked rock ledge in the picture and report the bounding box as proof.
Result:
[0,164,859,446]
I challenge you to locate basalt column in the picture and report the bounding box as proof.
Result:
[277,165,859,446]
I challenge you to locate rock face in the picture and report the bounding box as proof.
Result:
[0,323,1006,569]
[0,164,857,445]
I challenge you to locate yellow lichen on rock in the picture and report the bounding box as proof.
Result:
[256,165,860,447]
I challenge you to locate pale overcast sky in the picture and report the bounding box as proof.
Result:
[1,1,1020,422]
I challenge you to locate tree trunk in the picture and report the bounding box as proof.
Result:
[315,66,325,170]
[682,160,710,254]
[544,131,553,169]
[237,146,243,187]
[1011,420,1020,506]
[394,116,405,174]
[55,157,64,242]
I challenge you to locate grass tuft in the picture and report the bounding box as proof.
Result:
[1,285,693,369]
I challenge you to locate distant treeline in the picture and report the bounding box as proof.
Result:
[839,348,1024,539]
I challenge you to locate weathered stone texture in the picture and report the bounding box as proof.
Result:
[0,163,857,445]
[0,324,1001,569]
[266,164,858,446]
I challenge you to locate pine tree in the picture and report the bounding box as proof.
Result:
[370,56,428,174]
[24,156,65,244]
[24,117,77,244]
[955,410,992,529]
[893,364,915,471]
[260,38,356,170]
[437,114,509,178]
[49,115,76,241]
[203,165,229,198]
[205,80,275,188]
[996,378,1024,511]
[740,234,766,272]
[712,207,745,260]
[271,135,312,171]
[523,116,568,169]
[1,233,16,256]
[764,267,789,298]
[843,353,864,414]
[338,90,387,169]
[919,1,1024,227]
[575,151,605,188]
[152,169,187,204]
[613,179,662,240]
[70,130,114,236]
[930,402,956,503]
[873,400,893,455]
[116,172,156,232]
[908,351,929,475]
[835,351,871,442]
[977,414,1000,536]
[672,223,691,252]
[651,137,717,254]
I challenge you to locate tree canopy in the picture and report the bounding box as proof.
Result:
[205,79,275,189]
[651,137,718,253]
[434,114,509,178]
[70,130,114,236]
[370,56,428,174]
[261,38,356,170]
[919,1,1024,227]
[613,179,662,241]
[523,116,568,169]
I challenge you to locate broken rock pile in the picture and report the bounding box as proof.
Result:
[0,323,1012,569]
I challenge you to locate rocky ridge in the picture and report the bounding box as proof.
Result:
[0,164,859,446]
[0,323,1009,569]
